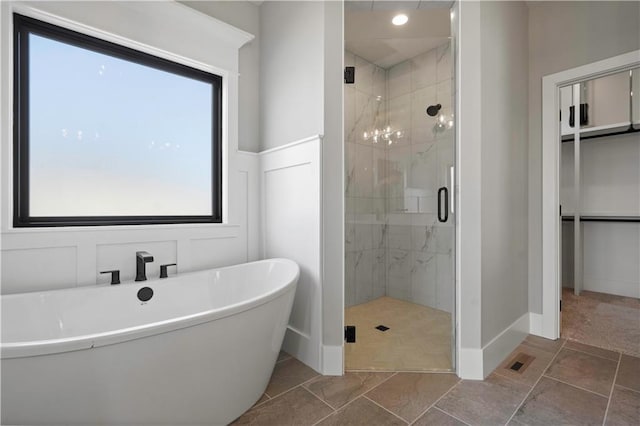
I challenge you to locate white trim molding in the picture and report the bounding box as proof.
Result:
[458,313,529,380]
[458,348,483,380]
[540,50,640,339]
[322,345,343,376]
[481,313,529,378]
[529,312,543,336]
[259,136,323,373]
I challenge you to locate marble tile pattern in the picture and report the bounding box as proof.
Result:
[345,51,388,308]
[233,338,640,425]
[345,42,454,314]
[384,40,455,315]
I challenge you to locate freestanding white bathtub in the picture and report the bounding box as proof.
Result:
[1,258,299,425]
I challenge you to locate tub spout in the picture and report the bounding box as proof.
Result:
[135,251,154,282]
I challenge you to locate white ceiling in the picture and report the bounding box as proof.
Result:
[345,0,452,69]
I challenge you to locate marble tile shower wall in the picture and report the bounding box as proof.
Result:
[344,44,454,314]
[345,51,388,307]
[385,43,454,314]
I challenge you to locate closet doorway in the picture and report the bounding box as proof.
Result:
[559,68,640,356]
[541,50,640,356]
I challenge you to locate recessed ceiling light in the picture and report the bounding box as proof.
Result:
[392,14,408,26]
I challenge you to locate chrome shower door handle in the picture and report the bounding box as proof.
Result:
[450,166,455,214]
[438,187,449,222]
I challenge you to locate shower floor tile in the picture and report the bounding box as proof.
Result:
[344,296,453,371]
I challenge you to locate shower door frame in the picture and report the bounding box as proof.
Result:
[342,4,459,374]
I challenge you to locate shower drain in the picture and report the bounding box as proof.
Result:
[375,325,390,332]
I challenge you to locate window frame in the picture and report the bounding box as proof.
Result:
[13,13,223,227]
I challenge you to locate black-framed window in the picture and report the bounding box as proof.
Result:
[13,14,222,227]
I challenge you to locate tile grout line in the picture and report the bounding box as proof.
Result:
[310,390,364,424]
[562,345,620,362]
[242,371,324,418]
[360,371,399,393]
[433,406,473,426]
[362,394,411,424]
[542,374,613,400]
[301,383,339,417]
[407,378,470,426]
[252,393,271,409]
[614,383,640,394]
[310,372,401,426]
[306,371,399,411]
[504,339,568,425]
[418,379,468,424]
[602,352,622,426]
[311,408,337,426]
[264,373,323,401]
[405,378,461,423]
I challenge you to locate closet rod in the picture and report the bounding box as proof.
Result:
[562,216,640,222]
[561,126,639,143]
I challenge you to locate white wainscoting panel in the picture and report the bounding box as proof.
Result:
[260,136,322,373]
[1,161,259,295]
[190,236,246,271]
[97,241,177,283]
[1,246,77,294]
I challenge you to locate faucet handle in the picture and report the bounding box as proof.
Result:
[159,263,177,279]
[100,270,121,285]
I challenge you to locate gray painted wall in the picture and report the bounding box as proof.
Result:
[322,0,344,351]
[527,1,640,313]
[181,0,261,152]
[259,0,344,363]
[259,1,325,151]
[479,1,529,346]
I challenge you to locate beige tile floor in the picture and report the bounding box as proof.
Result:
[562,288,640,357]
[344,297,453,371]
[233,336,640,425]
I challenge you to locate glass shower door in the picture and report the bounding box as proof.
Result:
[344,6,456,372]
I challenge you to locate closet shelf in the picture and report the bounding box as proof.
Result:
[562,215,640,222]
[561,122,640,143]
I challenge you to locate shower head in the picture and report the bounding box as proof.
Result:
[426,104,442,117]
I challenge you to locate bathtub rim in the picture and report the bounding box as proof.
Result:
[1,258,299,360]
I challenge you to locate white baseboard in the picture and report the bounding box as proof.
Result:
[529,312,543,336]
[459,313,529,380]
[282,327,321,373]
[458,347,484,380]
[322,345,343,376]
[482,312,529,377]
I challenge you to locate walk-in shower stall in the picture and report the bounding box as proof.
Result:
[344,1,456,371]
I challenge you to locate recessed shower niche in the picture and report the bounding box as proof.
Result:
[344,1,455,371]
